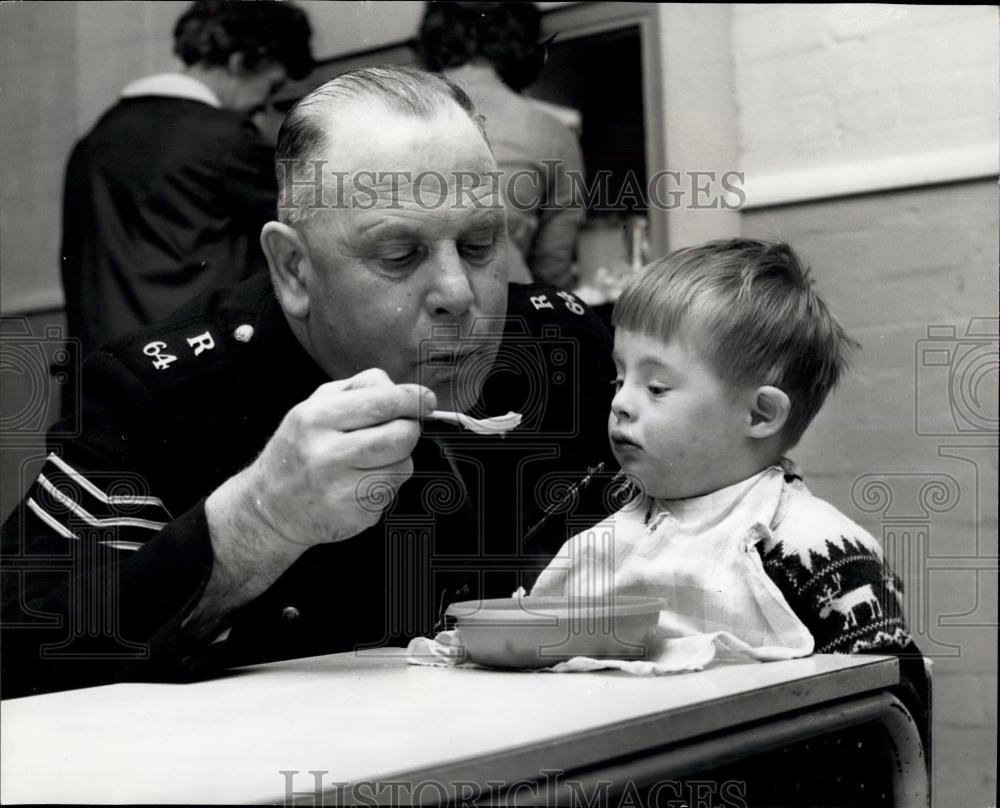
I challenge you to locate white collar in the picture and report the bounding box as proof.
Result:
[120,73,221,108]
[650,466,778,529]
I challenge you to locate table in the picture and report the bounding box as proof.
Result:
[0,651,926,805]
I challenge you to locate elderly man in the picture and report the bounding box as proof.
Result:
[1,67,615,698]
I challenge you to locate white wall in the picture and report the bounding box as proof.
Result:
[655,4,741,249]
[731,7,999,807]
[0,1,188,314]
[298,0,424,59]
[733,3,1000,206]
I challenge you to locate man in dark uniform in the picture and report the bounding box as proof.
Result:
[1,67,616,698]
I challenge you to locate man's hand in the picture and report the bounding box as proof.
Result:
[192,369,436,632]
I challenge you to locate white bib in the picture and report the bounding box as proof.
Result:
[530,465,815,670]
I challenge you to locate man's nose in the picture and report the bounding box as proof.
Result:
[427,244,476,318]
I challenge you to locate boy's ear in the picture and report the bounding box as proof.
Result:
[261,221,312,320]
[748,385,791,440]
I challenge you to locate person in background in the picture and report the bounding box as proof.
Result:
[417,1,585,291]
[59,0,313,362]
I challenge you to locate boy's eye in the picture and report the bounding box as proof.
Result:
[610,378,623,392]
[647,384,670,396]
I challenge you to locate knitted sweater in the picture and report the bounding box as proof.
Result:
[753,468,929,751]
[627,465,929,748]
[757,471,913,655]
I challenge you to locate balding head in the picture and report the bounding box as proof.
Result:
[275,65,492,225]
[260,65,508,410]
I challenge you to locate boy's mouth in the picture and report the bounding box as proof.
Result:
[610,430,641,452]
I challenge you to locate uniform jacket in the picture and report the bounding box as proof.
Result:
[1,276,616,698]
[60,79,277,357]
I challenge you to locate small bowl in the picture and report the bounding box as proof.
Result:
[446,596,664,669]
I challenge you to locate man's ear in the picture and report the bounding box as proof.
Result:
[748,385,791,440]
[261,221,312,320]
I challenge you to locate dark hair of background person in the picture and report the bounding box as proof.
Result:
[174,0,315,81]
[416,1,545,91]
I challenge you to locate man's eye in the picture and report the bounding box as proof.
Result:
[380,249,421,270]
[459,241,495,262]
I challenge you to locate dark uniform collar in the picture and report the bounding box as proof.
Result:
[249,277,330,396]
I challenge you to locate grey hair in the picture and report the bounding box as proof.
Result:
[274,65,488,224]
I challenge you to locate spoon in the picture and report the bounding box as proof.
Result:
[428,410,523,435]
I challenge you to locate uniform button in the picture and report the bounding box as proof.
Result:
[234,324,255,343]
[281,606,301,621]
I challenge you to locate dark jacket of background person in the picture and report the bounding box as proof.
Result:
[60,93,277,357]
[418,1,585,290]
[59,0,312,360]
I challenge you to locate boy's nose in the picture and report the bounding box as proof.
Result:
[610,389,634,421]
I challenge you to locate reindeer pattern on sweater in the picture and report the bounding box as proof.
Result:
[758,472,911,655]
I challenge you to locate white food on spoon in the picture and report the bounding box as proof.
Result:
[429,410,523,435]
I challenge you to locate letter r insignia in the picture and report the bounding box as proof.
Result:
[186,331,216,356]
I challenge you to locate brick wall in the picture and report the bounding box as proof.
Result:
[732,8,998,805]
[743,177,998,808]
[733,4,998,175]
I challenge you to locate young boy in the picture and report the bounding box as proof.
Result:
[530,239,918,660]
